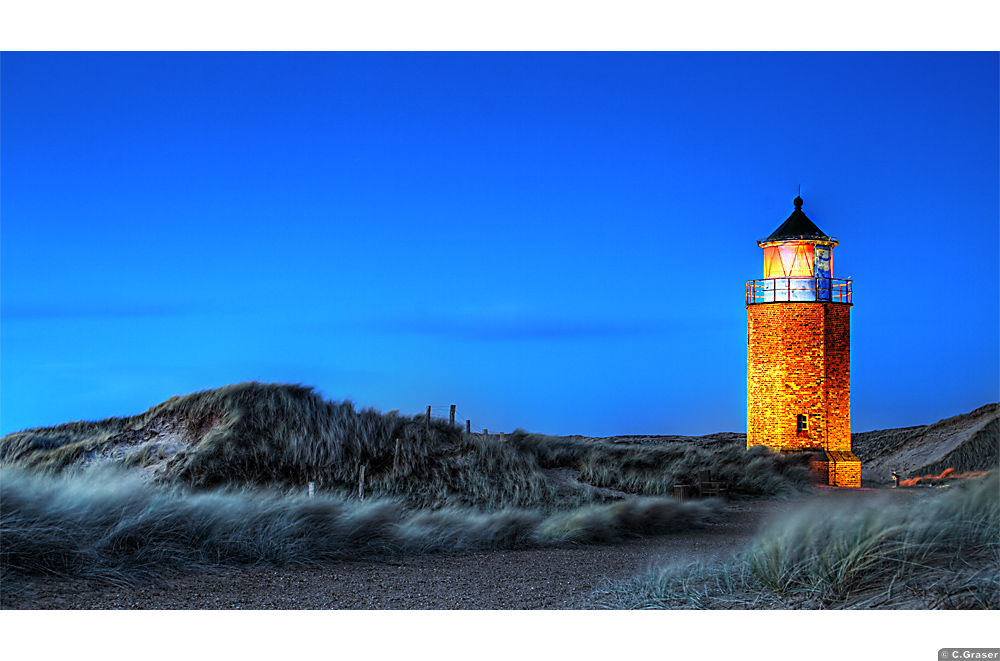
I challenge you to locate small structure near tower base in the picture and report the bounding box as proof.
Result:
[745,196,862,487]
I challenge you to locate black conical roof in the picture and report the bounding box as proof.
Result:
[762,196,832,243]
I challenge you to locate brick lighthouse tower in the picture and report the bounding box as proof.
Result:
[745,195,861,487]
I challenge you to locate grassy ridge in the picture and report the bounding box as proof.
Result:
[850,425,926,463]
[596,472,999,609]
[917,418,999,476]
[0,383,568,509]
[0,468,716,585]
[0,382,812,508]
[509,432,814,498]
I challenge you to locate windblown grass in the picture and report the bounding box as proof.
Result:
[0,383,571,509]
[917,418,999,476]
[0,467,717,587]
[596,472,999,609]
[850,425,927,463]
[508,432,814,499]
[0,382,812,508]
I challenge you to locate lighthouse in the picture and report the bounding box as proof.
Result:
[745,196,861,487]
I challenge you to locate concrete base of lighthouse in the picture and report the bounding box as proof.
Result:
[808,450,862,487]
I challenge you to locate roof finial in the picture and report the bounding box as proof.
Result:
[794,188,803,210]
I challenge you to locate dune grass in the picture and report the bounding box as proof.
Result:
[0,382,812,508]
[508,431,813,498]
[917,418,999,476]
[0,467,717,586]
[850,425,927,463]
[0,383,570,509]
[596,472,999,609]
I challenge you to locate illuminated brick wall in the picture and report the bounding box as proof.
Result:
[828,450,862,487]
[746,302,852,453]
[809,451,862,488]
[809,456,829,483]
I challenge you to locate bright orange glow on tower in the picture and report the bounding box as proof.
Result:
[746,196,861,487]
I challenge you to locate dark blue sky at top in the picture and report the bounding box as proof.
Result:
[1,51,997,437]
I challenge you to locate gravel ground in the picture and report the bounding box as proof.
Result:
[2,488,926,610]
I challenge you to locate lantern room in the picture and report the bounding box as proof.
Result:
[746,196,851,305]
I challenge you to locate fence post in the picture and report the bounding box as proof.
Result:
[425,406,431,432]
[358,464,366,501]
[450,404,456,427]
[500,431,504,439]
[466,420,471,434]
[483,428,488,435]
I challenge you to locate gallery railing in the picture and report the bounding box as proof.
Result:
[746,277,852,305]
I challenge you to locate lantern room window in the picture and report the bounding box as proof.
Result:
[763,244,815,278]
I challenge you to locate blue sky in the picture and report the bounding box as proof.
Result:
[2,51,997,437]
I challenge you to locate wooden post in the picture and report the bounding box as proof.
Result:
[425,406,431,432]
[466,420,471,433]
[483,428,488,435]
[500,431,504,439]
[393,438,401,475]
[358,464,366,501]
[450,404,456,427]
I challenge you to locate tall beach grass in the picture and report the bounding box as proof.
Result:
[509,431,813,499]
[0,467,717,586]
[597,472,999,609]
